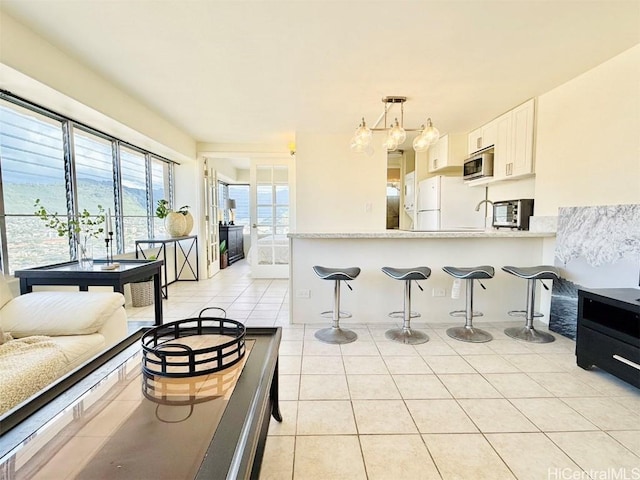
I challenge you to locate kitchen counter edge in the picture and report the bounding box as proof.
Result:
[287,231,556,239]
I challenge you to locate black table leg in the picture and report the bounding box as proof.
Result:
[153,271,163,325]
[270,359,282,422]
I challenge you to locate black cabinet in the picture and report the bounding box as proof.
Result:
[219,224,245,265]
[576,288,640,388]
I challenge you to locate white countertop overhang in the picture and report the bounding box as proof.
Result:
[288,230,556,239]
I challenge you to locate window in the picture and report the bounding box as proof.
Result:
[0,93,175,273]
[74,128,115,214]
[0,101,67,272]
[120,146,149,252]
[228,184,249,233]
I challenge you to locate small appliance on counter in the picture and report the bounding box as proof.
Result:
[463,151,494,181]
[492,199,534,230]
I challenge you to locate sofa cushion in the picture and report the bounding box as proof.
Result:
[1,292,125,337]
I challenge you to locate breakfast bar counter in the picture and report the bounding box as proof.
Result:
[288,230,556,325]
[289,230,555,239]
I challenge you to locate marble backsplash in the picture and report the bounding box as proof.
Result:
[549,203,640,339]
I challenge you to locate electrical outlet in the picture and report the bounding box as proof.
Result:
[432,287,446,297]
[296,289,311,299]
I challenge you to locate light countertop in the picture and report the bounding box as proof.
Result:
[288,230,556,239]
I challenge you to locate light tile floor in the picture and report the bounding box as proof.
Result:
[126,261,640,480]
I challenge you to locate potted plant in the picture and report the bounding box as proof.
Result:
[34,199,105,269]
[220,240,228,269]
[156,199,193,237]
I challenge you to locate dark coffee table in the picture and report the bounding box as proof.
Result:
[0,326,282,479]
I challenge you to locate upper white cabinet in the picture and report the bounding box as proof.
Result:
[468,98,536,184]
[468,121,497,155]
[428,133,467,172]
[493,99,535,180]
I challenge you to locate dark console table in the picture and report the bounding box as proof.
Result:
[576,288,640,388]
[219,225,245,265]
[135,235,199,299]
[14,260,164,326]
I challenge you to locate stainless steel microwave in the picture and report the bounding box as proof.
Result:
[463,152,494,181]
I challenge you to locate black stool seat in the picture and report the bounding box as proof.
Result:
[313,266,361,281]
[443,265,494,280]
[502,266,560,280]
[381,266,431,281]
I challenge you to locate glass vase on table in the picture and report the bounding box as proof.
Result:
[77,234,93,269]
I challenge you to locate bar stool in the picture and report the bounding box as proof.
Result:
[382,266,431,345]
[443,265,494,343]
[502,265,560,343]
[312,265,360,344]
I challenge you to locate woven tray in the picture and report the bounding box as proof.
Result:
[141,307,246,378]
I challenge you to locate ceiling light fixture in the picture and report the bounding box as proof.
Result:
[350,96,440,154]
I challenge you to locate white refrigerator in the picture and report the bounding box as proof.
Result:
[416,176,486,230]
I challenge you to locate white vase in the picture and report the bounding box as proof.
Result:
[165,212,186,237]
[183,212,194,235]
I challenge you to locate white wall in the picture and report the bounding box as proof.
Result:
[0,11,196,162]
[534,44,640,216]
[296,132,387,232]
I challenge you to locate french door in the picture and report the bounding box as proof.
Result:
[249,158,291,278]
[203,159,220,278]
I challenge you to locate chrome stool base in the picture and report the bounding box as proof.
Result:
[315,327,358,344]
[385,327,429,345]
[446,326,493,343]
[504,326,555,343]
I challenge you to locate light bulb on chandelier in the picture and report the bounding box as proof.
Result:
[350,96,439,154]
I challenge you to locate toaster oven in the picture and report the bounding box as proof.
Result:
[492,199,534,230]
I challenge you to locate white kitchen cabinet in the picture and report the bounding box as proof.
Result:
[493,99,535,180]
[467,121,497,155]
[510,99,535,177]
[428,133,467,172]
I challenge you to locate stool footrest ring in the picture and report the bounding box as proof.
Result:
[449,310,483,318]
[507,310,543,318]
[388,311,421,319]
[320,310,352,319]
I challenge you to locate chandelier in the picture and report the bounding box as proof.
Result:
[350,96,440,154]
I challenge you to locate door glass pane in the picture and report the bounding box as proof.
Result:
[257,206,273,226]
[120,146,149,250]
[0,100,67,272]
[275,206,289,227]
[256,185,272,204]
[256,166,272,183]
[275,185,288,204]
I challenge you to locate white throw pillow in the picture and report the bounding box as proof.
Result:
[1,292,125,337]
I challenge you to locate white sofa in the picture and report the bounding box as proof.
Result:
[0,276,128,414]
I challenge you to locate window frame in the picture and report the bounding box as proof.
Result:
[0,91,177,274]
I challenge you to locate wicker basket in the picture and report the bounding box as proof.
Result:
[131,280,154,307]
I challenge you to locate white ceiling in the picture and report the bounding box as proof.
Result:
[2,1,639,148]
